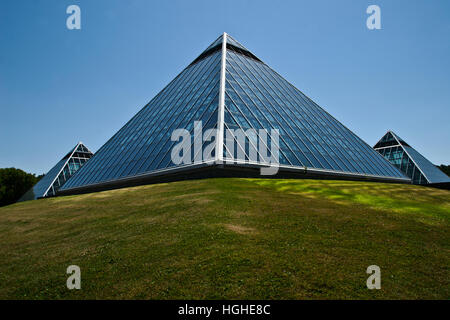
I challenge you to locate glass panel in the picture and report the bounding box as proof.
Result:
[62,51,222,190]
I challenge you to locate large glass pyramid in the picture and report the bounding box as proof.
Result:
[60,33,408,195]
[374,131,450,185]
[18,142,93,201]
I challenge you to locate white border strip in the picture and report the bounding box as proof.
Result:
[216,32,227,163]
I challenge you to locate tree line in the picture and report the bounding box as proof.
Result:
[0,168,44,207]
[437,164,450,177]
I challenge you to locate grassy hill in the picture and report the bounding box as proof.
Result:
[0,178,448,299]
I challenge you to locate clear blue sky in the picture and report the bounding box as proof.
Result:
[1,0,449,175]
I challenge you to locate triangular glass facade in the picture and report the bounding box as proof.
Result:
[60,33,408,194]
[62,48,221,191]
[223,49,405,178]
[18,142,93,201]
[374,131,450,184]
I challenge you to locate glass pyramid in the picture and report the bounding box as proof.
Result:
[18,142,93,201]
[60,33,408,194]
[374,131,450,184]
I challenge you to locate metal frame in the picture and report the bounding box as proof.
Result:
[374,130,430,184]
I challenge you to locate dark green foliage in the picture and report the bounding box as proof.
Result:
[437,164,450,177]
[0,168,43,207]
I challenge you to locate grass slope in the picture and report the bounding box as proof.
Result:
[0,178,449,299]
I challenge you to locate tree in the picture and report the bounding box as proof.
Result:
[437,164,450,177]
[0,168,43,207]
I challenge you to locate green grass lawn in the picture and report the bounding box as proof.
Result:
[0,178,449,299]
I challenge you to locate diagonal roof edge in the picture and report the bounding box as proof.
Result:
[388,131,431,183]
[42,142,88,197]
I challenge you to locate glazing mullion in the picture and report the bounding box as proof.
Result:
[92,55,211,183]
[226,59,307,167]
[286,82,386,176]
[241,56,351,172]
[204,34,223,52]
[81,58,196,185]
[224,90,269,162]
[249,61,358,173]
[228,57,319,168]
[234,55,336,170]
[96,54,218,183]
[229,53,327,168]
[293,89,383,175]
[160,97,219,169]
[159,84,220,169]
[135,54,221,173]
[254,60,371,174]
[361,130,404,176]
[104,55,217,181]
[222,121,248,163]
[111,54,221,180]
[75,57,203,186]
[71,100,150,186]
[145,76,219,172]
[244,57,359,173]
[142,73,221,172]
[226,80,293,166]
[130,53,220,171]
[286,79,396,176]
[190,110,218,165]
[227,57,304,154]
[229,53,327,169]
[224,70,287,165]
[133,55,221,174]
[222,105,261,163]
[225,81,293,165]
